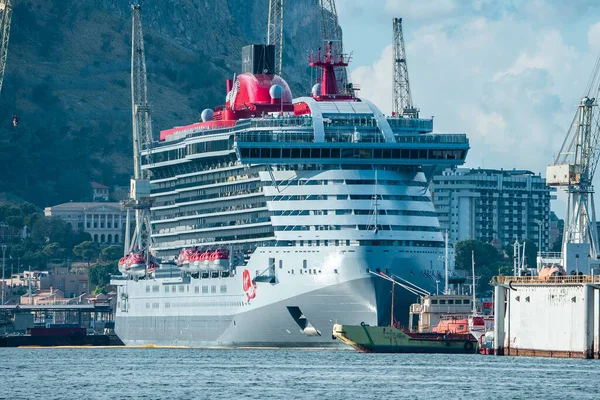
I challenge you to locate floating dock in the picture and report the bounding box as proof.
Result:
[492,275,600,359]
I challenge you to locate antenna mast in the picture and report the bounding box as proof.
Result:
[267,0,284,76]
[124,2,154,263]
[319,0,349,94]
[0,0,13,95]
[392,18,418,118]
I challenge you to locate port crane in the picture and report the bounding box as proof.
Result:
[392,17,418,118]
[319,0,349,94]
[267,0,283,76]
[123,2,154,268]
[545,52,600,272]
[0,0,12,96]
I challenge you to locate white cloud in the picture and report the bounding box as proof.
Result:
[383,0,457,19]
[344,1,600,218]
[589,22,600,51]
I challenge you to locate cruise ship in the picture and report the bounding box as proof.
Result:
[111,44,470,347]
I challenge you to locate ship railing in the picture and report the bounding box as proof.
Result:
[387,117,433,131]
[393,133,468,144]
[492,275,600,285]
[236,131,468,145]
[249,116,313,129]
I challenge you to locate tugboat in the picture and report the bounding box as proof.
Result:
[332,272,479,353]
[332,323,478,353]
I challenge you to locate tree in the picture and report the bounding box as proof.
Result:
[455,239,505,297]
[73,241,100,267]
[42,242,61,259]
[71,230,92,248]
[31,217,74,248]
[88,262,118,287]
[101,245,123,262]
[455,239,502,272]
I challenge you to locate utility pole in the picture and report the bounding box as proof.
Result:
[1,244,6,305]
[267,0,284,75]
[392,18,418,118]
[0,0,13,95]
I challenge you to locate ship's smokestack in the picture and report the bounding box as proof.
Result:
[242,44,275,75]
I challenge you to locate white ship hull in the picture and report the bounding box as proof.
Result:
[114,245,444,347]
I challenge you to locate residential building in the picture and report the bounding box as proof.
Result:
[2,267,92,304]
[44,202,125,245]
[432,168,556,250]
[91,182,110,201]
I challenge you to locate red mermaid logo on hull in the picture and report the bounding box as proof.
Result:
[242,269,257,302]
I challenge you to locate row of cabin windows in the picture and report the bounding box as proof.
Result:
[430,299,470,305]
[267,179,427,187]
[152,200,267,222]
[153,285,227,294]
[153,166,264,194]
[272,210,438,217]
[271,194,431,202]
[273,225,440,232]
[240,147,465,161]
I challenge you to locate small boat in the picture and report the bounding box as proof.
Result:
[210,249,230,270]
[332,323,478,354]
[189,250,203,273]
[177,248,195,272]
[119,252,147,277]
[200,249,212,269]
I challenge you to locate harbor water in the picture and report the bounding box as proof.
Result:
[2,348,600,399]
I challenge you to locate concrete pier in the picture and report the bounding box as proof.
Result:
[492,275,600,359]
[494,284,506,356]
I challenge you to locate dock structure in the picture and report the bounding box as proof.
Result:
[0,303,114,331]
[492,275,600,359]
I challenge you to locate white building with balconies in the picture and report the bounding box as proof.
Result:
[431,168,556,250]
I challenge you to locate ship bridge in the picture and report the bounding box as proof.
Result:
[234,97,469,170]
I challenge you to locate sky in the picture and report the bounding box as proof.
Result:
[337,0,600,217]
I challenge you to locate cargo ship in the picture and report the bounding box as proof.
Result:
[111,43,469,347]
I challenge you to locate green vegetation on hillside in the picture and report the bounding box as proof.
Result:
[0,0,321,208]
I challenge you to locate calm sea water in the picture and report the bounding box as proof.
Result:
[2,348,600,399]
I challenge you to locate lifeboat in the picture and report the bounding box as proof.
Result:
[118,256,128,275]
[210,249,230,271]
[177,248,195,273]
[189,251,204,273]
[200,249,212,269]
[121,252,147,277]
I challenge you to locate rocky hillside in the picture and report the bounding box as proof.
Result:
[0,0,322,207]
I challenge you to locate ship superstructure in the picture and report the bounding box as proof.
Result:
[111,44,469,347]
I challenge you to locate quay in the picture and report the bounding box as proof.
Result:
[0,303,122,347]
[492,275,600,359]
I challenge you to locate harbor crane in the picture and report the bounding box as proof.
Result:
[123,2,154,265]
[267,0,283,76]
[392,17,418,118]
[0,0,12,96]
[319,0,349,94]
[545,51,600,272]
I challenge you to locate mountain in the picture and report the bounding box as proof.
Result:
[0,0,323,207]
